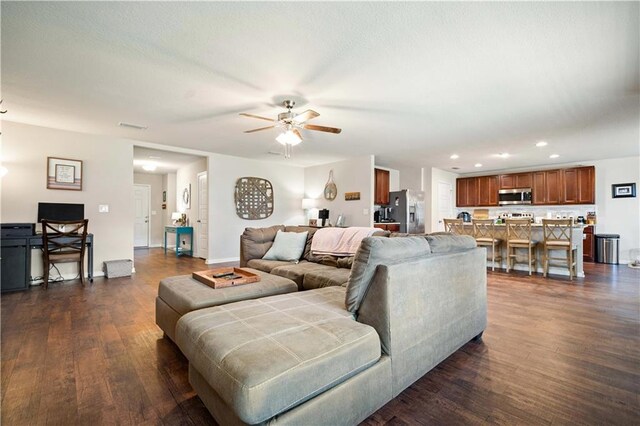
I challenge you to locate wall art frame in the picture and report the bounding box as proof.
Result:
[612,183,636,198]
[234,177,274,220]
[47,157,82,190]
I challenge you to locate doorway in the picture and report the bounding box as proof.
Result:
[436,181,453,232]
[134,184,150,247]
[196,172,208,259]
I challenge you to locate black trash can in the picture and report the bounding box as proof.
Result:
[595,234,620,264]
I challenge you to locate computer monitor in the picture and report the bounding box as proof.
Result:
[37,202,84,222]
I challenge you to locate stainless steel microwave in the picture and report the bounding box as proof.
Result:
[498,188,532,205]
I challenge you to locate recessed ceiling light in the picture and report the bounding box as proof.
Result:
[475,163,483,167]
[450,154,459,159]
[497,153,510,158]
[549,154,560,159]
[142,163,157,171]
[536,141,548,147]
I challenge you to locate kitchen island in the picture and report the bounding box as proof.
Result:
[458,223,586,277]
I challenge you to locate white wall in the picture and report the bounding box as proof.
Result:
[1,121,134,280]
[133,173,164,247]
[590,156,640,263]
[304,155,374,227]
[399,166,423,191]
[162,172,177,227]
[207,154,305,263]
[175,158,207,253]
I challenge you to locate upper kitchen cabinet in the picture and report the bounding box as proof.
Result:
[374,168,390,205]
[533,170,561,205]
[500,172,532,189]
[456,177,479,207]
[477,175,499,206]
[562,166,595,204]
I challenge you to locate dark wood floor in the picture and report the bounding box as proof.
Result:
[2,249,639,425]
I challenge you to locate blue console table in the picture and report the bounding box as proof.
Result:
[164,226,193,257]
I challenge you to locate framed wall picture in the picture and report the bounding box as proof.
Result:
[612,183,636,198]
[47,157,82,190]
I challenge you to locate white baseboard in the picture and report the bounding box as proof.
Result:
[30,270,106,286]
[206,257,240,265]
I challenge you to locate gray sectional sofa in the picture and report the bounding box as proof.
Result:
[173,228,487,425]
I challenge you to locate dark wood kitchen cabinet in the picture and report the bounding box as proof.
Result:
[562,166,595,205]
[583,225,595,263]
[500,172,532,190]
[477,175,499,206]
[456,177,479,207]
[374,168,390,205]
[533,170,561,205]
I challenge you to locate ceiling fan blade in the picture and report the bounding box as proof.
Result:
[244,125,275,133]
[303,124,342,134]
[293,129,303,141]
[293,110,320,123]
[239,113,275,122]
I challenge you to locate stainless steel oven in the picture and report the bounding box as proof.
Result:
[498,188,532,205]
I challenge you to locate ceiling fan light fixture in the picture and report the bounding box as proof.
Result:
[276,130,302,146]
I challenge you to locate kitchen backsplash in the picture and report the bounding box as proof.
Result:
[455,205,597,220]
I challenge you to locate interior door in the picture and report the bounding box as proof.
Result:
[133,185,150,247]
[436,182,453,232]
[197,172,208,259]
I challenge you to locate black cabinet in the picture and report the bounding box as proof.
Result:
[1,238,30,292]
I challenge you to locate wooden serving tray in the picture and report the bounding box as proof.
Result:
[192,267,260,289]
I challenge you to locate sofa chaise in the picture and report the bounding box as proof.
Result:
[174,233,487,425]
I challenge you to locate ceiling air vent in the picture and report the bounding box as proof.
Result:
[119,122,147,130]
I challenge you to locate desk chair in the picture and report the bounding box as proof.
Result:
[443,218,466,235]
[505,219,538,275]
[542,219,577,280]
[41,219,88,289]
[473,219,503,271]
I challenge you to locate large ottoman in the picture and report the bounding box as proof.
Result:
[155,268,298,342]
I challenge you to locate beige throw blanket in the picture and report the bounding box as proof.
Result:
[311,227,378,256]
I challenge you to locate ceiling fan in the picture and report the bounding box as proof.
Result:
[240,100,341,158]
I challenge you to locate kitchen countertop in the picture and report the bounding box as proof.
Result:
[461,222,586,228]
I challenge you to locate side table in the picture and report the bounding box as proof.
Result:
[164,226,193,257]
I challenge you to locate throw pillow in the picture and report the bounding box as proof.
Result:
[262,230,308,262]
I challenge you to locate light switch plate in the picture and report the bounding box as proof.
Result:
[98,204,109,213]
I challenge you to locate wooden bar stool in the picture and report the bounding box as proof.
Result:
[443,218,465,235]
[505,219,538,275]
[473,219,502,271]
[542,219,577,280]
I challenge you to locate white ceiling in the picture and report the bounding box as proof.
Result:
[2,2,639,172]
[133,147,203,175]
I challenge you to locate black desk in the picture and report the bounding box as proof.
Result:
[0,234,94,292]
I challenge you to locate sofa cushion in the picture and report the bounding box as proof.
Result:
[303,268,352,289]
[246,258,295,273]
[270,262,336,288]
[345,236,431,313]
[263,230,308,262]
[284,226,319,261]
[157,269,298,316]
[175,287,380,425]
[426,233,477,253]
[240,225,285,264]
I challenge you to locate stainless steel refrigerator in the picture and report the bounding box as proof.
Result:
[389,190,425,234]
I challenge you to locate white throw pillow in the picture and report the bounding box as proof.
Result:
[262,230,308,262]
